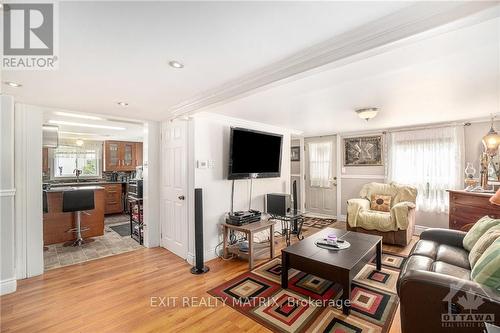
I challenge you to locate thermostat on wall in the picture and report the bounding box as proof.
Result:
[197,160,208,169]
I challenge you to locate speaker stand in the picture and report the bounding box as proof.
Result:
[190,266,210,275]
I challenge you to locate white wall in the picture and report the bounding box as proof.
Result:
[143,121,161,248]
[0,95,17,295]
[192,112,292,261]
[333,120,499,229]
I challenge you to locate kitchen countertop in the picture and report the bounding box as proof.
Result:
[44,185,105,193]
[44,181,126,187]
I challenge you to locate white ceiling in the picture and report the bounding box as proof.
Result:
[3,1,412,119]
[204,16,500,136]
[3,2,499,137]
[42,109,145,142]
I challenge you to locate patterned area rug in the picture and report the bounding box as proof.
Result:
[302,217,337,229]
[208,252,406,333]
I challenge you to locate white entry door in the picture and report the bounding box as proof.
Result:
[160,120,188,259]
[305,136,337,217]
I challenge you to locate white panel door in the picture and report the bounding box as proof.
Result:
[305,136,337,217]
[160,120,188,259]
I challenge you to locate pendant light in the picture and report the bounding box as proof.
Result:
[482,114,500,156]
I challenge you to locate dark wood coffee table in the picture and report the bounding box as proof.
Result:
[281,227,382,315]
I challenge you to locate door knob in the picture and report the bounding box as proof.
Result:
[178,195,185,200]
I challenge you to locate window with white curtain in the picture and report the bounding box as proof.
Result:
[308,141,333,188]
[53,144,101,178]
[387,126,464,213]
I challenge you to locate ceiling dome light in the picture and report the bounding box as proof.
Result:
[4,81,22,88]
[75,139,84,146]
[355,107,379,121]
[168,60,184,69]
[117,102,129,107]
[482,114,500,156]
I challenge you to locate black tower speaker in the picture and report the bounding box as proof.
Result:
[191,188,209,274]
[292,180,298,211]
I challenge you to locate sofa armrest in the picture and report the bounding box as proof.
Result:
[420,228,466,248]
[346,198,370,228]
[398,270,500,333]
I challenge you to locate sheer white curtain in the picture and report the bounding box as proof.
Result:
[387,126,464,213]
[308,141,332,188]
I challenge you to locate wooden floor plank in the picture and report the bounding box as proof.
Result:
[1,223,416,332]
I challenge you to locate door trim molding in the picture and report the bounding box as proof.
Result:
[340,174,386,180]
[0,189,16,196]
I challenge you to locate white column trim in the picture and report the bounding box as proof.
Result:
[0,189,16,196]
[336,135,342,220]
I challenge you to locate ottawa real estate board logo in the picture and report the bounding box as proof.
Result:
[2,2,59,70]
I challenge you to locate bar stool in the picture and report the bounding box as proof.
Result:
[62,189,95,247]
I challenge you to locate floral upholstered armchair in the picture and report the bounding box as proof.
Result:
[347,182,418,246]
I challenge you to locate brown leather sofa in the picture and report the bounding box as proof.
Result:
[397,228,500,333]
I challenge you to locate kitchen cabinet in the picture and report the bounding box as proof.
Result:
[103,183,123,214]
[42,148,49,174]
[104,141,143,171]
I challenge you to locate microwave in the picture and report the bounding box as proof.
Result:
[128,180,143,199]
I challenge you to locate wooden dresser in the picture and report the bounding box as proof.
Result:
[448,190,500,231]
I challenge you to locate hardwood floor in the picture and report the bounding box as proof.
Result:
[0,223,417,333]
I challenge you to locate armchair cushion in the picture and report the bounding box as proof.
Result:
[370,194,392,212]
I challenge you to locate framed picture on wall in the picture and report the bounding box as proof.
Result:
[291,146,300,161]
[344,135,383,166]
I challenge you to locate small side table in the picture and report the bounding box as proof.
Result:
[269,210,307,246]
[222,220,276,269]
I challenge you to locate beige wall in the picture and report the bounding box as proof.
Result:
[307,120,499,229]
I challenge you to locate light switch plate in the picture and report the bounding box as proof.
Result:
[197,160,208,169]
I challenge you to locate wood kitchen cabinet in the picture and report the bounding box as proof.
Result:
[104,141,143,171]
[103,183,123,214]
[42,148,49,174]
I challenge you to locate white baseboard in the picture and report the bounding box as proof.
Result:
[414,225,429,236]
[1,278,17,295]
[337,214,347,222]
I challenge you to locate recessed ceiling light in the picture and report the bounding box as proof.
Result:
[48,120,126,130]
[75,139,84,146]
[168,60,184,69]
[4,81,22,88]
[54,111,103,120]
[117,102,129,107]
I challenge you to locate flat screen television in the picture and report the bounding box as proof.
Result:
[228,127,283,180]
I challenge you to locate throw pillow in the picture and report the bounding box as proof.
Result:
[469,225,500,268]
[370,194,392,212]
[463,216,500,251]
[471,238,500,290]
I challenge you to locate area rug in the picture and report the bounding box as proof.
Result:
[208,252,406,333]
[109,223,131,237]
[302,217,337,229]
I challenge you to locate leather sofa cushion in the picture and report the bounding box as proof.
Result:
[403,255,434,272]
[432,261,471,280]
[411,240,439,259]
[436,245,470,269]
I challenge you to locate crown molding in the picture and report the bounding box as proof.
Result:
[168,2,499,118]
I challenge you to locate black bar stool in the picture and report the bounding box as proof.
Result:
[62,189,95,247]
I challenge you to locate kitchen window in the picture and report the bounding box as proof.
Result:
[53,145,101,178]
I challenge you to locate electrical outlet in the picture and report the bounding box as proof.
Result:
[197,160,208,169]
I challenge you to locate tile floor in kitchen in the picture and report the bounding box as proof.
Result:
[44,214,143,270]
